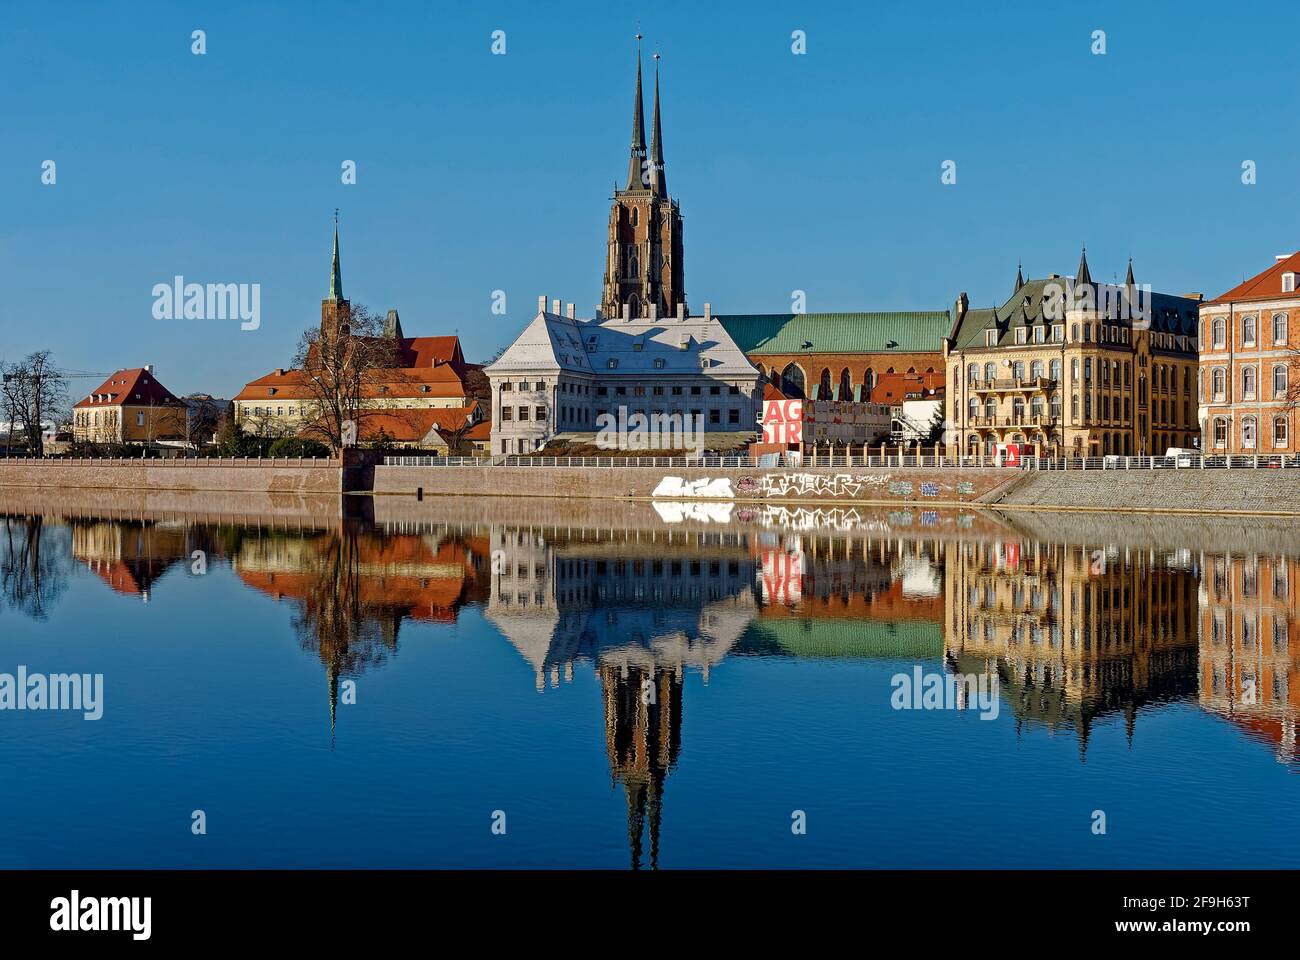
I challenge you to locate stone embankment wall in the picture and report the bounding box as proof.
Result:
[988,470,1300,515]
[0,458,340,494]
[371,464,1016,505]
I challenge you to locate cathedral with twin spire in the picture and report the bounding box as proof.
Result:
[600,39,686,320]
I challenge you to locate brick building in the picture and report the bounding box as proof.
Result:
[1198,251,1300,454]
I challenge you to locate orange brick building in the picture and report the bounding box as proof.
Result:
[1199,251,1300,454]
[72,367,188,445]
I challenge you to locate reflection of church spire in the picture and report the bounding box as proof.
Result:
[601,664,681,870]
[327,658,339,745]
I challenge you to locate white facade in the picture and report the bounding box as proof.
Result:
[485,298,762,454]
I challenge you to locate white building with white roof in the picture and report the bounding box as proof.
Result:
[485,297,762,455]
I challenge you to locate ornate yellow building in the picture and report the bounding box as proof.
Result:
[944,253,1201,457]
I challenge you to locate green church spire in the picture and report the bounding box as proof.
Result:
[328,211,343,302]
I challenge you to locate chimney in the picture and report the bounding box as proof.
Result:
[622,301,631,322]
[703,302,712,322]
[1182,293,1204,302]
[566,303,575,319]
[1276,254,1295,263]
[552,298,561,315]
[955,292,968,324]
[276,368,285,377]
[676,302,686,322]
[144,364,154,374]
[537,295,547,314]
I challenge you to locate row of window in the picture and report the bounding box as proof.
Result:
[1210,415,1290,449]
[1205,364,1288,401]
[499,406,548,422]
[1205,313,1289,350]
[983,322,1192,350]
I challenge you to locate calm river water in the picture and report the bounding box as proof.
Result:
[1,495,1297,868]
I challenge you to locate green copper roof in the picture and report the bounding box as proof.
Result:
[327,225,343,301]
[741,618,944,660]
[716,312,950,355]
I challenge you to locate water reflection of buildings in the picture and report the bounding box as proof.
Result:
[236,526,490,734]
[71,520,196,601]
[944,539,1200,756]
[485,525,949,866]
[1199,554,1299,763]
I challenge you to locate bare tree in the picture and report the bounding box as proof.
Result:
[1,352,67,457]
[291,304,408,453]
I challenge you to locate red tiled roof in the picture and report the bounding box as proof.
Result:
[233,364,466,402]
[464,420,491,441]
[1210,251,1300,304]
[870,372,945,404]
[74,368,184,409]
[399,336,464,369]
[359,406,479,443]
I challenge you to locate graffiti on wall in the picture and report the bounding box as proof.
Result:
[651,476,735,499]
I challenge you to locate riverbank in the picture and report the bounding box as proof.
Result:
[2,458,1299,516]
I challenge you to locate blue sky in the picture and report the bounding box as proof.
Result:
[2,0,1297,398]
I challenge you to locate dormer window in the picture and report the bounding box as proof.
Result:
[1282,272,1297,293]
[607,358,618,369]
[985,330,997,347]
[653,357,666,369]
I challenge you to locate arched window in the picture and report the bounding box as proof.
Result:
[1212,367,1226,399]
[1243,316,1257,346]
[780,363,806,399]
[839,368,852,400]
[1242,416,1257,449]
[1274,416,1289,449]
[968,397,979,419]
[1273,313,1288,345]
[630,207,639,227]
[1242,365,1257,399]
[968,363,978,383]
[819,368,832,400]
[985,398,996,419]
[1212,317,1226,348]
[863,368,875,390]
[1030,360,1044,380]
[1012,360,1025,380]
[1273,364,1288,398]
[628,252,639,278]
[1213,416,1228,448]
[1049,359,1061,381]
[984,362,996,381]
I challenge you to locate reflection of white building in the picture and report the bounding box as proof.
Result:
[483,527,757,690]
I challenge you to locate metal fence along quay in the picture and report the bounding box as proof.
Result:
[384,453,1300,471]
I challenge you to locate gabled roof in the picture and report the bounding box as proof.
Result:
[75,369,184,409]
[398,336,464,369]
[716,312,950,355]
[1209,251,1300,304]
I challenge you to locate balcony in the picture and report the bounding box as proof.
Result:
[971,377,1058,394]
[968,414,1058,430]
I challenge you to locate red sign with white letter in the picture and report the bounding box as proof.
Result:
[762,399,804,445]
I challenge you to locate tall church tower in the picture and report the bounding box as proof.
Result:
[600,41,686,320]
[321,214,351,339]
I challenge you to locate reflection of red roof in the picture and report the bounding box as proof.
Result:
[1227,715,1300,760]
[75,369,184,409]
[1211,251,1300,304]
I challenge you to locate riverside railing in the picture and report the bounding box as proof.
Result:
[0,457,334,466]
[383,453,1300,470]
